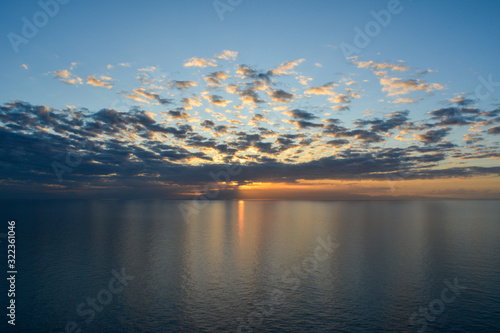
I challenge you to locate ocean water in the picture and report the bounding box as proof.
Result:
[1,200,499,332]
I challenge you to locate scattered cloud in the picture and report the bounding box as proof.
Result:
[203,94,232,107]
[173,80,198,89]
[305,82,338,96]
[181,97,203,110]
[390,97,422,104]
[87,76,113,89]
[353,58,409,72]
[3,53,499,199]
[449,95,475,106]
[414,127,451,144]
[216,50,238,61]
[268,59,305,76]
[488,125,500,135]
[184,57,217,68]
[52,69,82,85]
[380,76,444,96]
[123,88,171,105]
[205,71,231,86]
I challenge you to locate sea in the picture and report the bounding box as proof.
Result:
[0,199,499,332]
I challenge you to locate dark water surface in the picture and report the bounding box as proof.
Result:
[1,200,499,332]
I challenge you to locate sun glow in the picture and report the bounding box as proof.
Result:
[238,200,245,237]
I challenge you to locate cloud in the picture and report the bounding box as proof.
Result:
[334,129,384,143]
[355,110,409,133]
[284,109,317,120]
[203,94,232,107]
[132,88,159,100]
[488,125,500,135]
[249,114,271,126]
[353,59,409,72]
[1,101,500,199]
[52,69,83,86]
[226,83,265,107]
[173,80,198,89]
[416,69,437,76]
[184,57,217,68]
[3,52,500,199]
[53,70,70,79]
[123,88,171,105]
[380,77,444,96]
[352,57,444,97]
[268,89,294,103]
[181,97,203,110]
[268,59,305,76]
[138,66,156,72]
[329,94,350,104]
[332,105,350,111]
[205,71,231,86]
[297,76,313,86]
[216,50,238,61]
[124,94,149,104]
[428,107,480,126]
[326,139,349,147]
[414,127,451,144]
[305,82,338,96]
[389,97,422,104]
[449,95,475,106]
[87,76,113,89]
[236,65,258,79]
[166,109,190,120]
[464,133,484,144]
[21,64,28,70]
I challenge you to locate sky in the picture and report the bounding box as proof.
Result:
[0,0,500,200]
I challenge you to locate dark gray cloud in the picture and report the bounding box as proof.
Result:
[488,125,500,135]
[415,127,451,144]
[429,107,480,126]
[355,110,409,132]
[1,101,500,199]
[268,89,294,103]
[285,109,317,120]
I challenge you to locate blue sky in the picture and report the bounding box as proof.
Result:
[2,0,499,110]
[1,0,500,199]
